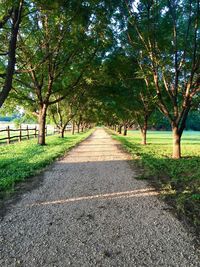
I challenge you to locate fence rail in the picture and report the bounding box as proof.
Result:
[53,127,71,134]
[0,125,47,144]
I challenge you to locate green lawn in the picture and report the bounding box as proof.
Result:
[111,130,200,230]
[0,130,93,194]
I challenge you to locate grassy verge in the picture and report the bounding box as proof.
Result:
[0,129,93,194]
[110,129,200,232]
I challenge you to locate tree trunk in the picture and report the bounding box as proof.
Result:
[0,1,23,108]
[140,116,148,145]
[172,126,181,159]
[72,121,75,135]
[118,125,122,134]
[77,123,80,133]
[81,122,84,133]
[38,105,47,145]
[61,127,65,138]
[123,125,127,136]
[141,128,147,145]
[61,120,71,138]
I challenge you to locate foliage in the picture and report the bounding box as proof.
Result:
[186,110,200,131]
[0,0,200,154]
[0,0,117,145]
[149,109,200,131]
[124,0,200,158]
[13,113,37,127]
[0,0,24,107]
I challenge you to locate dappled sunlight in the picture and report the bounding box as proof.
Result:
[65,131,131,161]
[67,155,126,158]
[61,157,131,163]
[30,188,159,207]
[65,135,131,162]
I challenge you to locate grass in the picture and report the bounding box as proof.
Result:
[0,130,93,194]
[110,130,200,231]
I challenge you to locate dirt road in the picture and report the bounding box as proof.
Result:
[0,129,199,266]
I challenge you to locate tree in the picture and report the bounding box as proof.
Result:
[0,0,24,107]
[11,0,111,145]
[131,92,154,144]
[96,49,155,143]
[49,88,86,138]
[125,0,200,158]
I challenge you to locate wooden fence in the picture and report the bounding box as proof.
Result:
[0,125,47,144]
[53,127,71,134]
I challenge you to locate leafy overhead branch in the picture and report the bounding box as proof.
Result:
[0,0,24,108]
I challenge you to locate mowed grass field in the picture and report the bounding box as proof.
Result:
[0,130,93,195]
[112,130,200,231]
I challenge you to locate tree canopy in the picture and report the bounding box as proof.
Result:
[0,0,199,158]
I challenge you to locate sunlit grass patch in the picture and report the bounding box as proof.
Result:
[112,130,200,230]
[0,130,93,193]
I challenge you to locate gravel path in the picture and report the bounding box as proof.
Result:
[0,128,199,267]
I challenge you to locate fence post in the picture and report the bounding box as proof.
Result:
[27,125,29,139]
[7,126,10,144]
[18,125,22,142]
[34,126,37,138]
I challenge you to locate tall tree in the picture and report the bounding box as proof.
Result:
[11,0,112,145]
[126,0,200,158]
[0,0,24,107]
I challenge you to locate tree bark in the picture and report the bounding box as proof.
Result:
[118,125,122,134]
[123,125,127,136]
[171,105,190,158]
[0,1,24,108]
[72,121,75,135]
[60,119,71,138]
[140,116,148,145]
[80,121,84,132]
[38,104,47,145]
[141,128,147,145]
[172,126,181,159]
[77,123,80,133]
[61,127,65,138]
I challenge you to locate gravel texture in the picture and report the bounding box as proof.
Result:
[0,128,199,267]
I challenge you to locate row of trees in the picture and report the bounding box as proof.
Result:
[0,0,116,143]
[96,0,200,158]
[0,0,199,159]
[125,0,200,158]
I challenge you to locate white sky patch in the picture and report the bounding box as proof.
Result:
[161,6,169,15]
[132,0,140,13]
